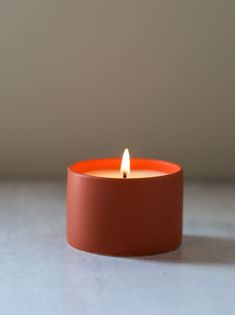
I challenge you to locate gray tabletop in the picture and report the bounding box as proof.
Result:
[0,179,235,315]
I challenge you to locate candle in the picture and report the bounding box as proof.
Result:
[85,169,166,178]
[85,148,166,178]
[86,149,166,178]
[67,148,183,256]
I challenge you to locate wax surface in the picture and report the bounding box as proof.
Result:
[85,169,166,178]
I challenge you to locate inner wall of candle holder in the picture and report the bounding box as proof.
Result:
[70,158,181,175]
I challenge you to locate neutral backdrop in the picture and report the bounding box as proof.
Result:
[0,0,234,178]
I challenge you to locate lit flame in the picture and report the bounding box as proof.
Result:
[120,148,130,178]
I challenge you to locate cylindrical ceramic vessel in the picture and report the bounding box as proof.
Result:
[67,158,183,256]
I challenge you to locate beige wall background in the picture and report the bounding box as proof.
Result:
[0,0,234,178]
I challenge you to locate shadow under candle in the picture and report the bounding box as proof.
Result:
[137,235,235,266]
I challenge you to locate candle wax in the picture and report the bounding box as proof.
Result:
[85,170,166,178]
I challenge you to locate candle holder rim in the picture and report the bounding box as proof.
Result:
[68,157,183,181]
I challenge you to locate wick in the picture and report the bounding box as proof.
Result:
[123,172,127,179]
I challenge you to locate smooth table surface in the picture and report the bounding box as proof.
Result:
[0,179,235,315]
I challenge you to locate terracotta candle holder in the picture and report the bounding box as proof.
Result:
[67,158,183,256]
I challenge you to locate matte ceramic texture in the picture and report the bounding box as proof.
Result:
[67,158,183,256]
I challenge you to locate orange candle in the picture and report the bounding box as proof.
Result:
[67,149,183,256]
